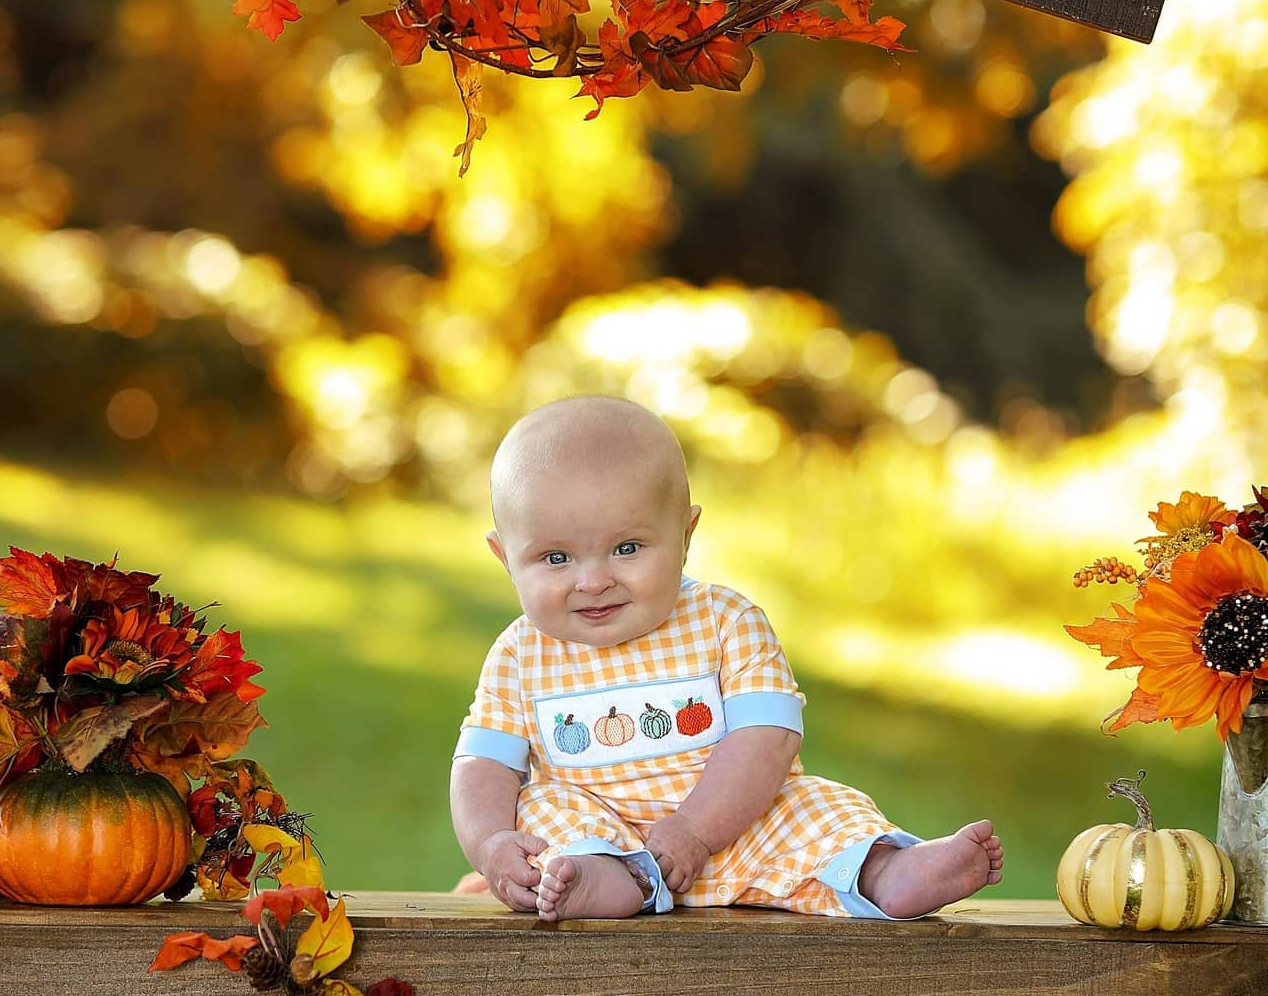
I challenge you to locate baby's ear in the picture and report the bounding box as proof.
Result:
[487,530,511,571]
[683,505,702,555]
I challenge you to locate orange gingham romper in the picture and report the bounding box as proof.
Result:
[454,579,919,916]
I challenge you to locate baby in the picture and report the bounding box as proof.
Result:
[451,395,1003,921]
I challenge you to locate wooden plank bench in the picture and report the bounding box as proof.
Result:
[2,894,1266,995]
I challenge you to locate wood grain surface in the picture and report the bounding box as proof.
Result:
[2,895,1265,995]
[993,0,1165,41]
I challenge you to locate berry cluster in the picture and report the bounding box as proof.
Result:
[1072,557,1139,588]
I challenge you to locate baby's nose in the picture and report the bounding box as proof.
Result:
[574,568,615,593]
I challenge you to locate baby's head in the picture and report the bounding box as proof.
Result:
[486,396,701,647]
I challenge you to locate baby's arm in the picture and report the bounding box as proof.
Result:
[450,755,545,911]
[646,725,801,892]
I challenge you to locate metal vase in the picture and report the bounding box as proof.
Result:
[1216,701,1268,923]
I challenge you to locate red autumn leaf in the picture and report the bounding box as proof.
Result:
[188,783,229,836]
[185,628,265,703]
[1064,603,1145,671]
[233,0,302,41]
[362,8,429,66]
[0,547,61,617]
[576,18,648,118]
[618,0,695,42]
[449,52,487,177]
[58,554,159,612]
[626,1,753,94]
[242,884,330,929]
[1103,686,1163,734]
[752,9,909,49]
[148,931,258,973]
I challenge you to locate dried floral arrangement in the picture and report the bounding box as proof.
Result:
[0,546,412,994]
[1066,489,1268,741]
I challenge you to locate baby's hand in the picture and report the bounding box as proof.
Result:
[475,830,547,912]
[646,813,711,894]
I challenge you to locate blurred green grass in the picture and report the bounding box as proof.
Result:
[0,459,1222,901]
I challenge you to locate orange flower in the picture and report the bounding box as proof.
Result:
[64,605,196,689]
[1129,533,1268,739]
[1146,491,1235,536]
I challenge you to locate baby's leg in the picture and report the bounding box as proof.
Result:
[535,854,651,922]
[859,819,1004,919]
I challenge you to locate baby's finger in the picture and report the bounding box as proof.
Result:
[512,862,542,888]
[502,883,538,912]
[516,833,548,855]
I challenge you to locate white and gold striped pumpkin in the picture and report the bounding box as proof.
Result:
[1056,774,1235,931]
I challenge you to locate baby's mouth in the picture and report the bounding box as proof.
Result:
[575,604,624,620]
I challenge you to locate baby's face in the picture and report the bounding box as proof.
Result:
[489,466,699,647]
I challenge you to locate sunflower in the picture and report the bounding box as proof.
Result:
[1130,533,1268,739]
[63,605,197,691]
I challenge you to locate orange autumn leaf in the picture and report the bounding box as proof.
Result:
[139,693,267,761]
[0,547,61,617]
[0,706,43,787]
[1103,686,1163,734]
[233,0,302,41]
[149,931,258,973]
[449,53,487,178]
[325,982,366,996]
[296,897,355,977]
[362,8,429,66]
[243,884,330,929]
[1064,603,1145,670]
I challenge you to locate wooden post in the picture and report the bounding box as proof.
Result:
[994,0,1166,43]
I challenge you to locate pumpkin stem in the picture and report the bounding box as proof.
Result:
[1106,769,1155,831]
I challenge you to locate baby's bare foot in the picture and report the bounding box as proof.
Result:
[535,854,646,922]
[859,819,1004,919]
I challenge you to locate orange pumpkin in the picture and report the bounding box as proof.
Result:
[0,768,192,905]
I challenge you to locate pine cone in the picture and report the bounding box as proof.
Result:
[163,866,197,902]
[242,946,287,992]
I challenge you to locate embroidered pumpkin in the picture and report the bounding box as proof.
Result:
[1056,772,1235,931]
[640,703,672,740]
[553,714,590,755]
[0,768,192,906]
[594,707,636,747]
[675,697,713,737]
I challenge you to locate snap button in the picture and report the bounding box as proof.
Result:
[717,885,732,899]
[836,866,850,881]
[781,881,794,895]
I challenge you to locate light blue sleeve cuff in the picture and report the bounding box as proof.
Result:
[558,837,674,914]
[453,727,530,773]
[818,830,924,919]
[722,691,804,734]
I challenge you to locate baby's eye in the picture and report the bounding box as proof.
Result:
[614,541,640,556]
[544,551,569,566]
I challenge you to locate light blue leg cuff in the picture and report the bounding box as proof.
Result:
[817,830,924,919]
[557,836,674,914]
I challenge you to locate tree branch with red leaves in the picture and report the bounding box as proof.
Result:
[233,0,908,174]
